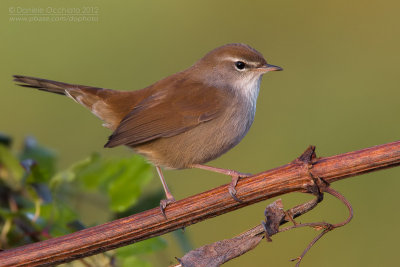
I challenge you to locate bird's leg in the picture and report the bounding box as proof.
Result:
[156,166,175,217]
[191,164,251,202]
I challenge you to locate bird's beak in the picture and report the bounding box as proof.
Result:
[257,64,283,73]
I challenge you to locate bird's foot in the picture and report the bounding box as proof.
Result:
[160,196,176,218]
[227,171,251,203]
[190,164,251,203]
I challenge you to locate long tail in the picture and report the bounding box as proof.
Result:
[13,75,102,95]
[13,75,123,129]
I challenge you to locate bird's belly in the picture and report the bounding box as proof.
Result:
[134,109,254,169]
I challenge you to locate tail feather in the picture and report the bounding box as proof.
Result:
[13,75,78,95]
[13,75,129,130]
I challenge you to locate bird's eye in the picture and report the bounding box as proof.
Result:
[235,61,246,70]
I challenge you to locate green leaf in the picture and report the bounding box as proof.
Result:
[0,144,24,190]
[22,160,54,191]
[37,202,78,236]
[20,160,53,203]
[0,207,14,219]
[19,137,56,182]
[107,156,153,212]
[116,237,167,257]
[73,153,118,190]
[71,153,153,212]
[49,169,76,189]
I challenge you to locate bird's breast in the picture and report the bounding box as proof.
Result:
[133,79,260,169]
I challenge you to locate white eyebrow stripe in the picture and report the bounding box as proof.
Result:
[221,56,260,66]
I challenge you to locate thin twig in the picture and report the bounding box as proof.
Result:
[290,187,353,266]
[176,186,345,267]
[325,187,353,228]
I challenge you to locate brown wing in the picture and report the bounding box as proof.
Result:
[104,81,228,148]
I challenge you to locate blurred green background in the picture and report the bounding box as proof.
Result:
[1,0,400,266]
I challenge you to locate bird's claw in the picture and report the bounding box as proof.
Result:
[228,172,251,203]
[160,197,175,218]
[229,185,242,202]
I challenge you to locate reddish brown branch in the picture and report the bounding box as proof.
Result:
[177,187,352,267]
[1,141,400,266]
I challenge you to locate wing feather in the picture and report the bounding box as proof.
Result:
[104,81,227,147]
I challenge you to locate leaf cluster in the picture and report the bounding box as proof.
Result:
[0,133,166,266]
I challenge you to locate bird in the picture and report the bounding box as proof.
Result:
[13,43,282,215]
